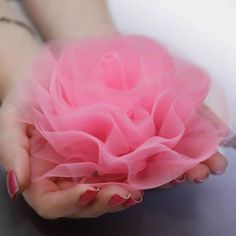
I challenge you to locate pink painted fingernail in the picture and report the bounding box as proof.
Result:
[78,188,99,207]
[7,170,20,200]
[123,196,143,207]
[108,194,130,208]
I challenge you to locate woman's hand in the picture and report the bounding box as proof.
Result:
[0,0,143,220]
[161,104,229,189]
[24,178,142,219]
[0,84,142,219]
[0,91,30,198]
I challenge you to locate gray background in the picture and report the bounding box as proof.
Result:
[0,147,235,236]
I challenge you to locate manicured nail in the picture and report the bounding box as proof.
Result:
[174,174,186,183]
[193,179,206,184]
[78,188,99,207]
[193,173,209,184]
[7,170,20,200]
[108,194,130,208]
[123,196,143,207]
[211,168,225,175]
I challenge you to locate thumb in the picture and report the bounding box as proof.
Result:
[0,121,30,199]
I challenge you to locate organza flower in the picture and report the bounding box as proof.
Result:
[20,35,226,190]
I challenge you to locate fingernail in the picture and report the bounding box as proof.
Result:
[140,190,145,196]
[174,174,186,183]
[108,194,130,208]
[193,179,207,184]
[123,196,143,207]
[78,188,99,207]
[7,170,20,200]
[193,173,209,184]
[211,168,225,175]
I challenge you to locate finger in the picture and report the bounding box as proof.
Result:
[0,118,30,198]
[70,185,143,218]
[200,104,228,132]
[186,163,210,183]
[202,151,228,175]
[23,179,99,219]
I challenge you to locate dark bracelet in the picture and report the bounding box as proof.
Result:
[0,16,35,36]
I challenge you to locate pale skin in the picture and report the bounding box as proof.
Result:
[0,0,228,219]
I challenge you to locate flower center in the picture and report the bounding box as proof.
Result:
[100,52,140,90]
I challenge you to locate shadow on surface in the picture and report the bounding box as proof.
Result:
[0,147,235,236]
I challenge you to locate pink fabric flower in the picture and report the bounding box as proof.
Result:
[21,35,226,190]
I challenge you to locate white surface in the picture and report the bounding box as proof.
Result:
[11,0,236,131]
[108,0,236,131]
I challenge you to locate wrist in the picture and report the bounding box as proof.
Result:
[45,22,118,42]
[0,24,40,100]
[22,0,118,41]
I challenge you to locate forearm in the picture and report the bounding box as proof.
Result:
[0,0,40,99]
[22,0,117,41]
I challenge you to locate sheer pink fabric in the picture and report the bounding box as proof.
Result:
[20,35,226,190]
